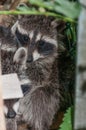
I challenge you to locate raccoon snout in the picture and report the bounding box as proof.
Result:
[7,109,16,118]
[27,55,33,63]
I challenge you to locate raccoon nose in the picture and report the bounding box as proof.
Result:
[27,55,33,63]
[7,109,16,118]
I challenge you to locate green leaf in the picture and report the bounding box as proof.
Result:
[16,3,30,11]
[29,0,54,10]
[54,0,81,19]
[59,107,73,130]
[29,0,81,19]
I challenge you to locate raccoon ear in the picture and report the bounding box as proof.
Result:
[13,47,27,64]
[51,20,58,28]
[51,20,65,31]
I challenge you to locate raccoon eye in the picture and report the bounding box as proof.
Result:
[15,29,30,45]
[38,40,54,55]
[23,35,29,42]
[38,40,46,47]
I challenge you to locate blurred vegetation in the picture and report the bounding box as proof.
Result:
[0,0,81,22]
[59,106,73,130]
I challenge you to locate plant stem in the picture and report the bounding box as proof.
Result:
[0,10,76,23]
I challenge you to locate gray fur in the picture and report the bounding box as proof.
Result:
[6,118,17,130]
[0,16,74,130]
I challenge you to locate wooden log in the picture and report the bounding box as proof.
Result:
[74,1,86,129]
[0,51,6,130]
[1,73,23,100]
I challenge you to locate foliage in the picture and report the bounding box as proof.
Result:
[64,22,77,60]
[0,0,81,23]
[28,0,81,19]
[59,106,73,130]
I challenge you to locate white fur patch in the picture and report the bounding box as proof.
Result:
[11,21,19,35]
[13,101,19,113]
[33,50,44,61]
[42,36,58,47]
[1,44,17,52]
[20,79,31,85]
[18,24,28,35]
[4,105,8,115]
[29,31,34,39]
[36,33,41,41]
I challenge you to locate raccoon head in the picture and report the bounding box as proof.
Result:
[12,16,58,64]
[4,85,30,119]
[4,99,19,118]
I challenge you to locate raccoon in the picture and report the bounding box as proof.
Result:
[4,99,19,118]
[12,15,73,130]
[4,99,18,130]
[0,15,74,130]
[6,118,17,130]
[0,26,28,123]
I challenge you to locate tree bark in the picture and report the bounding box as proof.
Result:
[0,51,6,130]
[74,0,86,130]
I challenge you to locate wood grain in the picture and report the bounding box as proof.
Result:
[74,0,86,129]
[0,52,6,130]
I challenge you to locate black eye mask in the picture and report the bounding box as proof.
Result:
[15,29,29,46]
[21,84,31,95]
[38,40,55,55]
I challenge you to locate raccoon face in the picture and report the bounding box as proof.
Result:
[4,99,19,118]
[12,16,58,64]
[3,85,30,119]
